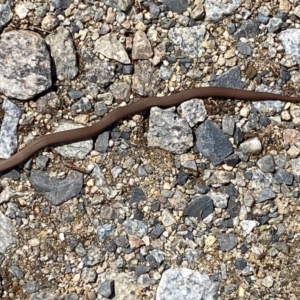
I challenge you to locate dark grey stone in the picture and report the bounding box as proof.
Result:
[30,170,83,206]
[162,0,188,14]
[211,66,243,89]
[71,97,92,112]
[195,119,233,165]
[84,245,104,267]
[98,279,115,298]
[115,236,128,248]
[129,187,147,205]
[257,154,275,173]
[236,42,252,56]
[51,0,71,9]
[25,281,39,294]
[10,265,24,279]
[257,187,276,203]
[216,233,237,251]
[184,196,213,220]
[219,218,234,228]
[273,168,293,185]
[95,131,110,153]
[135,265,151,276]
[68,89,83,100]
[176,170,189,185]
[234,127,243,146]
[151,224,165,238]
[234,258,247,270]
[224,154,240,167]
[234,19,260,40]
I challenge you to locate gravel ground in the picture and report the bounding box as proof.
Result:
[1,0,300,299]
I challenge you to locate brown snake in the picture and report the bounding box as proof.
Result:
[1,86,300,173]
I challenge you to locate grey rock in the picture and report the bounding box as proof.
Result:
[179,99,207,127]
[45,27,78,80]
[95,131,110,153]
[26,281,40,294]
[84,245,104,267]
[10,265,24,279]
[97,224,114,241]
[205,0,241,23]
[94,102,108,116]
[257,187,276,203]
[168,25,206,58]
[216,233,237,251]
[222,115,235,136]
[123,219,148,237]
[239,137,262,155]
[132,60,161,96]
[129,187,146,205]
[258,12,269,24]
[161,18,176,29]
[159,65,174,80]
[100,22,110,35]
[240,220,259,234]
[252,85,285,116]
[234,258,247,270]
[0,99,22,159]
[83,55,115,87]
[257,154,275,173]
[224,154,240,167]
[185,248,203,262]
[234,19,260,40]
[30,170,83,205]
[267,17,283,33]
[195,119,233,165]
[147,107,193,154]
[150,249,165,265]
[291,157,300,176]
[68,90,83,100]
[92,164,118,199]
[98,280,115,298]
[184,196,213,220]
[51,0,71,9]
[209,191,229,209]
[135,265,151,276]
[157,268,219,300]
[151,224,165,239]
[273,168,293,185]
[109,81,130,102]
[132,30,153,60]
[236,42,252,55]
[149,3,160,19]
[75,244,87,257]
[0,30,51,100]
[95,34,130,64]
[211,66,243,89]
[162,0,188,14]
[116,11,126,24]
[71,97,92,112]
[111,166,123,178]
[100,205,118,220]
[0,210,16,254]
[0,2,13,30]
[115,236,128,248]
[279,29,300,65]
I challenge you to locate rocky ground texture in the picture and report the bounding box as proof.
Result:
[1,0,300,299]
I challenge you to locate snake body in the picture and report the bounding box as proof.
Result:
[1,87,300,172]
